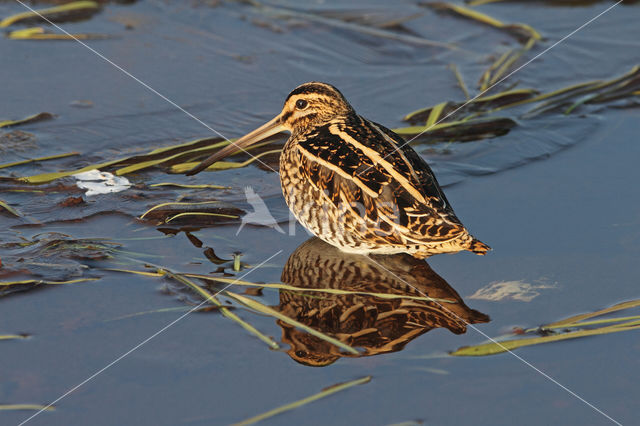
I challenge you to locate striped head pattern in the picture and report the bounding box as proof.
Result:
[280,82,355,135]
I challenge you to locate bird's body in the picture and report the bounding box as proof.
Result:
[187,82,489,258]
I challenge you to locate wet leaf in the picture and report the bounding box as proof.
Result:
[8,27,109,40]
[0,199,22,217]
[421,2,541,43]
[250,1,457,49]
[546,299,640,328]
[0,278,99,287]
[224,289,358,354]
[449,63,470,99]
[19,136,227,184]
[0,334,29,341]
[113,141,230,175]
[393,117,516,142]
[451,299,640,356]
[480,37,536,90]
[169,149,282,173]
[0,152,79,170]
[164,212,239,224]
[113,269,458,303]
[139,201,243,226]
[234,376,371,425]
[0,112,53,129]
[0,1,100,28]
[149,183,228,190]
[164,271,280,350]
[451,321,640,356]
[0,404,54,412]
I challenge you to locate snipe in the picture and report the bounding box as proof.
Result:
[187,82,489,258]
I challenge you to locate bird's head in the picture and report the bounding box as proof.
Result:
[185,82,353,175]
[279,82,353,134]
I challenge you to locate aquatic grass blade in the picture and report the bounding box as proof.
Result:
[164,271,280,350]
[0,199,22,217]
[183,273,456,303]
[234,376,371,426]
[110,269,456,303]
[0,1,100,27]
[149,183,228,190]
[0,112,53,129]
[0,278,99,287]
[451,321,640,356]
[546,299,640,328]
[139,201,225,220]
[169,149,282,173]
[422,2,541,43]
[0,404,54,412]
[0,334,28,341]
[452,299,640,356]
[0,152,79,170]
[221,291,359,354]
[8,27,108,40]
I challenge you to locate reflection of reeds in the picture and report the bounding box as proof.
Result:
[452,299,640,356]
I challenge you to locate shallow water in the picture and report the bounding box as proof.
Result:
[1,1,639,425]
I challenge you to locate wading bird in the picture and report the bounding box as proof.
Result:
[186,82,489,258]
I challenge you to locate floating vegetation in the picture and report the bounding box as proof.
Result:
[0,1,101,28]
[234,376,372,426]
[0,334,29,341]
[0,152,79,171]
[169,149,282,173]
[478,37,536,90]
[396,65,640,143]
[110,269,456,303]
[451,299,640,356]
[421,2,542,43]
[449,63,470,100]
[0,112,54,129]
[244,0,456,50]
[7,27,110,41]
[0,404,54,412]
[0,278,99,287]
[393,117,517,142]
[164,271,281,350]
[0,234,118,297]
[149,183,228,190]
[139,201,242,225]
[16,136,281,185]
[109,266,359,354]
[0,199,22,217]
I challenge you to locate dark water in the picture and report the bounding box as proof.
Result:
[1,1,639,425]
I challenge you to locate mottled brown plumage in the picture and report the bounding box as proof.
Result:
[187,82,490,258]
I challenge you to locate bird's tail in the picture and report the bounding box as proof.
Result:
[468,238,491,255]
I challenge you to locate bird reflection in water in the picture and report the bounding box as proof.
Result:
[277,238,490,366]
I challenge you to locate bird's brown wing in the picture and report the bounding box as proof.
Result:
[295,115,466,243]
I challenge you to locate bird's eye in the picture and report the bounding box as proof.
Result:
[295,99,308,110]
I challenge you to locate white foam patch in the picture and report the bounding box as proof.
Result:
[469,280,556,302]
[73,170,131,196]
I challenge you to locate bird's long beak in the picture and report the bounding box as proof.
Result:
[185,114,286,175]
